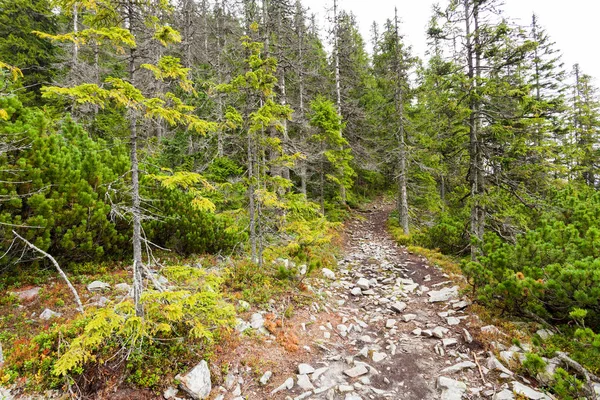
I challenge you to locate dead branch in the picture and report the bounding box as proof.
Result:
[12,230,84,314]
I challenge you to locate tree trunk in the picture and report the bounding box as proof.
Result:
[128,1,143,316]
[394,8,409,235]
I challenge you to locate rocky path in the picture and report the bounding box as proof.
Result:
[265,204,552,400]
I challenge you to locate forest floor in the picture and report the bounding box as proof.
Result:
[207,202,552,400]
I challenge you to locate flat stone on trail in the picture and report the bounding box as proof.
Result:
[351,287,362,296]
[322,268,336,280]
[372,352,387,362]
[432,326,449,339]
[441,361,477,374]
[343,364,369,378]
[356,278,371,289]
[428,286,459,303]
[296,374,314,390]
[298,363,315,375]
[385,319,397,328]
[402,313,417,322]
[447,317,461,326]
[176,360,211,399]
[437,376,467,400]
[390,301,407,313]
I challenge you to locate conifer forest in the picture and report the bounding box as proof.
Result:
[2,0,600,399]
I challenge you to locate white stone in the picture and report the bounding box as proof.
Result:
[343,365,369,378]
[356,278,371,289]
[163,387,178,399]
[385,319,397,329]
[176,360,211,399]
[322,268,336,280]
[351,287,362,296]
[372,352,387,363]
[250,313,265,329]
[437,376,467,400]
[390,302,407,313]
[493,389,515,400]
[271,377,294,394]
[298,364,315,375]
[39,308,62,320]
[259,371,272,385]
[402,314,417,322]
[296,374,314,390]
[428,286,459,303]
[447,317,461,326]
[511,381,552,399]
[441,361,476,374]
[536,329,554,340]
[87,280,111,292]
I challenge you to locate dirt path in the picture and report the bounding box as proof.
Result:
[265,203,484,399]
[210,203,551,400]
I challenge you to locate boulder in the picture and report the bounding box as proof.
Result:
[176,360,211,399]
[428,286,458,303]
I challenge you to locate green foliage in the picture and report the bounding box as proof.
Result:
[522,353,547,376]
[466,187,600,329]
[4,266,235,389]
[0,98,130,270]
[551,368,586,400]
[0,0,59,104]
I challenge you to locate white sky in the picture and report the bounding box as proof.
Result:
[303,0,600,81]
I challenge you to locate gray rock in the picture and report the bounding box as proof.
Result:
[259,371,272,385]
[39,308,62,320]
[163,386,178,399]
[238,300,250,311]
[437,376,467,400]
[428,286,459,303]
[296,374,314,390]
[487,354,514,376]
[343,365,369,378]
[512,381,552,399]
[481,325,502,335]
[345,394,363,400]
[15,287,41,302]
[351,287,362,296]
[0,387,13,400]
[271,377,294,394]
[339,385,354,392]
[390,301,407,313]
[176,360,211,399]
[442,338,458,347]
[322,268,336,280]
[250,313,265,329]
[87,280,111,292]
[294,392,313,400]
[453,300,470,309]
[356,278,370,289]
[447,317,461,326]
[114,282,131,292]
[493,389,515,400]
[298,363,315,375]
[432,326,449,339]
[385,319,397,329]
[536,329,554,340]
[463,329,473,343]
[441,361,477,374]
[402,313,417,322]
[372,352,387,362]
[312,367,329,381]
[235,318,251,332]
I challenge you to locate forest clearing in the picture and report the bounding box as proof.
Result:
[2,0,600,398]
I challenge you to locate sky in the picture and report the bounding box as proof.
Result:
[302,0,600,81]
